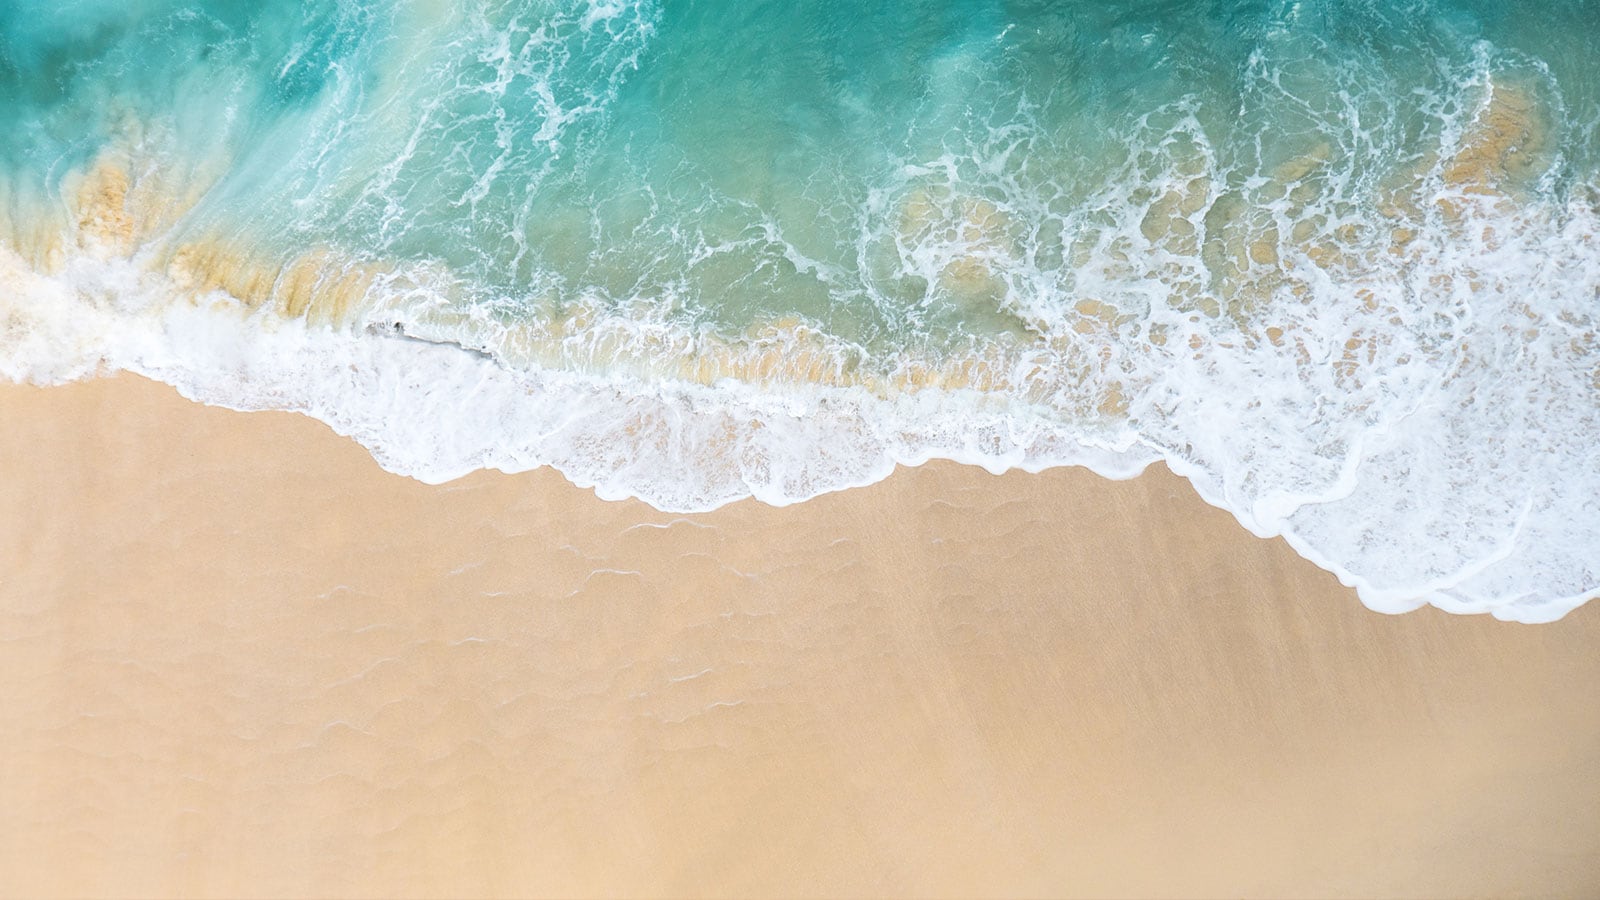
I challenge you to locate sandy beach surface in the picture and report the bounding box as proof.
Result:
[1,373,1596,898]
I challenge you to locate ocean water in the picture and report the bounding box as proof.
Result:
[1,0,1596,622]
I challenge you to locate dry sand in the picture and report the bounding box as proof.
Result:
[1,373,1596,898]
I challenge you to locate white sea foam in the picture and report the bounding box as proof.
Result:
[3,185,1595,626]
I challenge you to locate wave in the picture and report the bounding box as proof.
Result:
[2,0,1597,622]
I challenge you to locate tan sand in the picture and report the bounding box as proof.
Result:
[0,373,1596,899]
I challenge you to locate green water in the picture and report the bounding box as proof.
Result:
[4,0,1596,347]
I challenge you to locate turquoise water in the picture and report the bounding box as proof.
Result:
[2,0,1598,621]
[8,0,1595,335]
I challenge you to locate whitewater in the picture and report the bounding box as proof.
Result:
[1,0,1596,622]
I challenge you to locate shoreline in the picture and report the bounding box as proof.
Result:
[2,373,1598,897]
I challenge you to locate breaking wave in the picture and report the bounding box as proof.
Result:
[2,0,1597,621]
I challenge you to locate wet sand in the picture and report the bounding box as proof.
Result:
[1,374,1596,898]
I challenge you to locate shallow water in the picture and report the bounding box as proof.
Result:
[1,0,1597,621]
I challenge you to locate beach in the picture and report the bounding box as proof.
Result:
[2,373,1596,898]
